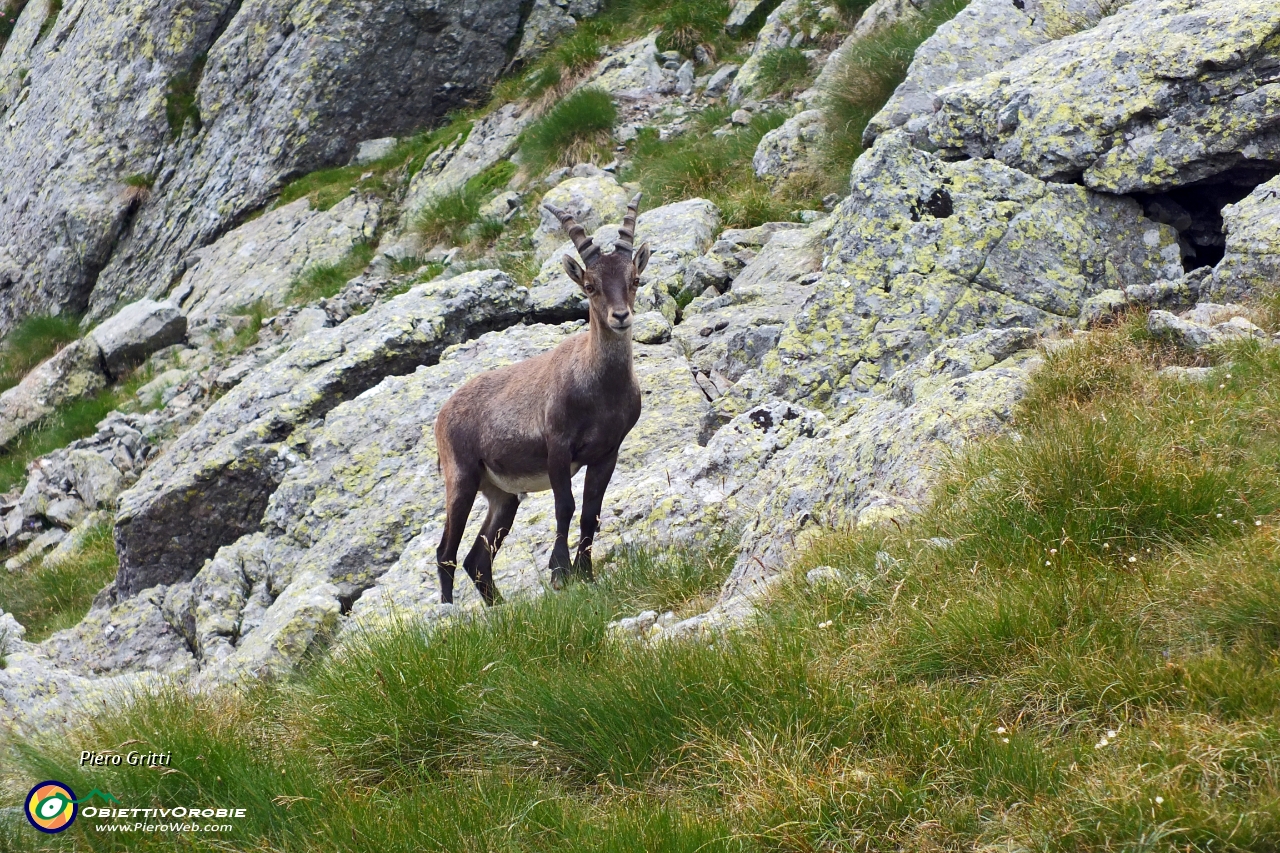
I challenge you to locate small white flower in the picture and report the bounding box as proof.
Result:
[1226,374,1232,379]
[1219,384,1226,389]
[531,740,539,747]
[1129,556,1137,563]
[1050,548,1058,555]
[1002,737,1010,744]
[1107,730,1117,738]
[997,726,1007,734]
[1096,738,1109,748]
[1256,520,1263,527]
[1155,796,1164,805]
[1103,543,1110,550]
[1217,513,1224,518]
[1045,560,1052,566]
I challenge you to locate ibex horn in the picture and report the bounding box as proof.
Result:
[615,193,642,254]
[543,203,600,264]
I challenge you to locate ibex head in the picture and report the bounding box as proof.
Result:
[544,193,651,334]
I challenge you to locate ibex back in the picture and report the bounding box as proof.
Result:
[432,195,651,604]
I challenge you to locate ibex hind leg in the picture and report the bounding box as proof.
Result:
[436,467,481,605]
[462,486,521,606]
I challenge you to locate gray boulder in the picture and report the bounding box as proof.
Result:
[864,0,1128,145]
[352,138,398,166]
[704,64,739,99]
[676,222,826,404]
[928,0,1280,192]
[1147,305,1267,351]
[1211,175,1280,302]
[87,300,187,378]
[753,110,824,184]
[754,131,1182,410]
[113,270,531,597]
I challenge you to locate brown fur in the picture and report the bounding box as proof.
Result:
[433,210,651,604]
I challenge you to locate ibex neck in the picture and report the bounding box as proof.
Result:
[587,315,634,377]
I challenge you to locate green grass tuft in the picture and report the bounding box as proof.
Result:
[213,298,273,357]
[753,47,812,97]
[277,119,473,212]
[655,0,730,55]
[165,54,205,139]
[519,87,617,174]
[413,161,518,248]
[285,242,375,306]
[628,108,820,227]
[33,0,56,41]
[0,523,117,642]
[820,0,969,176]
[0,313,82,394]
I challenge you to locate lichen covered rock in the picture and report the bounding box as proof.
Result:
[721,360,1031,599]
[753,110,824,184]
[84,0,526,323]
[1211,175,1280,301]
[533,175,633,260]
[754,131,1181,409]
[865,0,1133,145]
[676,222,825,406]
[927,0,1280,192]
[176,196,380,322]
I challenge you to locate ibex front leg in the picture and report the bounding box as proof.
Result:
[547,444,576,590]
[575,450,618,582]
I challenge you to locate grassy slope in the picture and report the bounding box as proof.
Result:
[5,313,1280,851]
[0,524,117,643]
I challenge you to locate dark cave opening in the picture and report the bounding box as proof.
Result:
[1134,162,1280,273]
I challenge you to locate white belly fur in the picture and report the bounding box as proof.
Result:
[483,462,580,495]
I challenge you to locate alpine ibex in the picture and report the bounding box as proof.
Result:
[433,194,650,605]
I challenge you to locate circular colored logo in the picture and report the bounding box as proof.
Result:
[24,781,77,834]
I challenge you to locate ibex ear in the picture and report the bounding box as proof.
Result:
[562,254,586,287]
[633,242,651,276]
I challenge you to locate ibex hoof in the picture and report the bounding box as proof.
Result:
[550,566,569,591]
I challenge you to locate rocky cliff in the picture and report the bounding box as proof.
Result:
[0,0,525,334]
[2,0,1279,736]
